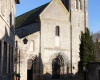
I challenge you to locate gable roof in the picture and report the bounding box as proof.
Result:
[15,3,49,29]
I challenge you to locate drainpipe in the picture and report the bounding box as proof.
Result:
[69,0,72,78]
[39,19,41,80]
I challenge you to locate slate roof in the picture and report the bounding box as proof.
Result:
[15,3,49,29]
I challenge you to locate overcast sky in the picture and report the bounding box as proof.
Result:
[16,0,100,33]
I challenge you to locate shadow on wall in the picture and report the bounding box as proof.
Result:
[15,48,81,80]
[37,54,80,80]
[29,54,80,80]
[0,24,15,80]
[15,22,40,39]
[15,9,42,39]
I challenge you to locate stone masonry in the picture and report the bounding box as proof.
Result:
[0,0,19,80]
[15,0,88,80]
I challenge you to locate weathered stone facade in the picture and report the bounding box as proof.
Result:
[0,0,19,80]
[15,0,88,80]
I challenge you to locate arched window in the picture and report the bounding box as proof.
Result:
[56,26,60,36]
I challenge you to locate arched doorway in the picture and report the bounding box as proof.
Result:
[27,59,33,80]
[52,55,64,79]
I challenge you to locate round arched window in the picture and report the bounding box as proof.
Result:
[56,26,60,36]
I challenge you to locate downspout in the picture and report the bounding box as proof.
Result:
[39,17,41,80]
[69,0,72,78]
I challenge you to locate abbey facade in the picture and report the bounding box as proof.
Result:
[0,0,19,80]
[15,0,88,80]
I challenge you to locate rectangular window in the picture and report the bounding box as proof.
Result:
[10,6,15,32]
[3,42,7,75]
[30,41,34,52]
[11,47,13,72]
[8,45,10,73]
[10,13,12,27]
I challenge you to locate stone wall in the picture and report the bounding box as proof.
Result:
[0,0,16,80]
[15,0,88,80]
[40,0,71,79]
[15,23,40,80]
[70,0,88,76]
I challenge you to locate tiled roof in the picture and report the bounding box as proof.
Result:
[15,3,49,29]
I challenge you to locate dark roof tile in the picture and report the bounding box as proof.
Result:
[16,3,49,29]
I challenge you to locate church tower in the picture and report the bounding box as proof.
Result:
[69,0,88,28]
[15,0,89,80]
[61,0,88,28]
[70,0,88,77]
[62,0,88,77]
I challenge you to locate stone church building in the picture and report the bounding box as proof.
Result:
[15,0,88,80]
[0,0,20,80]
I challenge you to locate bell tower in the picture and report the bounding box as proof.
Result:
[61,0,88,26]
[66,0,88,78]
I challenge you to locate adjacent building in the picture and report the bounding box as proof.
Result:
[95,38,100,61]
[15,0,88,80]
[0,0,20,80]
[96,38,100,43]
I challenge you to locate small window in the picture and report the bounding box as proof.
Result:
[8,45,11,73]
[11,47,13,72]
[30,41,35,52]
[15,41,18,47]
[10,13,12,27]
[3,41,7,75]
[56,26,60,36]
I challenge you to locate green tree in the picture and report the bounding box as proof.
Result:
[80,28,97,68]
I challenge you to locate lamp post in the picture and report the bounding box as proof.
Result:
[23,38,28,44]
